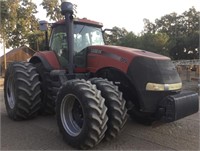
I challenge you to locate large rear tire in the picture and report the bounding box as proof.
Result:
[90,78,127,141]
[56,79,108,149]
[4,62,41,120]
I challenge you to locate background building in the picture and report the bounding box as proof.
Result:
[0,45,37,76]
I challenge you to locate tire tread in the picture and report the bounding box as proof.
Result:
[90,77,128,141]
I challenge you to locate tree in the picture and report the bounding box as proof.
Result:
[41,0,63,21]
[27,31,46,51]
[104,26,169,56]
[0,0,20,47]
[0,0,40,49]
[41,0,78,21]
[143,18,156,34]
[139,32,170,56]
[105,26,129,45]
[142,7,199,59]
[169,31,199,60]
[120,32,139,48]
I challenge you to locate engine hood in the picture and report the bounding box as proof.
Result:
[88,45,170,64]
[86,45,181,113]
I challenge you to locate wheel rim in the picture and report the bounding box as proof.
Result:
[6,75,16,109]
[60,94,84,137]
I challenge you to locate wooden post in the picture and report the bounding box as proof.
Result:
[3,40,7,70]
[186,66,190,81]
[36,39,39,51]
[176,65,182,75]
[195,65,200,77]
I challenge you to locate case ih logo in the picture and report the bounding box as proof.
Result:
[89,49,128,64]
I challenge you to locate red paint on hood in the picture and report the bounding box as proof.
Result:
[89,45,170,60]
[87,45,170,73]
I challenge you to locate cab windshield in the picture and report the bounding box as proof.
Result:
[50,24,104,55]
[74,24,104,52]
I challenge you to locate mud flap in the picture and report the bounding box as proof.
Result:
[159,91,199,122]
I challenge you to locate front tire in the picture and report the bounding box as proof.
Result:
[35,63,60,115]
[4,62,41,120]
[90,78,128,141]
[56,79,108,149]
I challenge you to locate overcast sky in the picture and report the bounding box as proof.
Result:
[36,0,199,34]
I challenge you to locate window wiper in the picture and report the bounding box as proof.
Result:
[78,25,85,34]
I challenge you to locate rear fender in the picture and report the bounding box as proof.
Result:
[29,51,61,70]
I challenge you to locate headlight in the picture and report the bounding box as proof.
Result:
[146,82,182,91]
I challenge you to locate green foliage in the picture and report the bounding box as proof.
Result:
[142,7,199,59]
[0,0,44,50]
[0,0,20,45]
[40,0,77,21]
[40,0,63,21]
[105,27,169,56]
[0,0,198,60]
[138,32,170,56]
[0,0,51,51]
[120,32,139,48]
[27,31,46,51]
[105,27,128,45]
[169,31,199,60]
[105,7,199,59]
[0,0,78,52]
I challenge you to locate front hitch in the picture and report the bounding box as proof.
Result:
[158,91,199,122]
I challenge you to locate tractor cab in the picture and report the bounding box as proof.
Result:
[41,18,105,69]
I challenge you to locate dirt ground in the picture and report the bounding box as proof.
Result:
[0,70,199,150]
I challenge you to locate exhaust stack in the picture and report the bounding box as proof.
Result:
[61,1,74,75]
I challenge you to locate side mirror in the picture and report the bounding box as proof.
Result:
[39,20,48,31]
[102,28,117,33]
[39,20,49,50]
[102,29,117,45]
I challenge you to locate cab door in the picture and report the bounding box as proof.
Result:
[49,24,68,68]
[49,24,87,72]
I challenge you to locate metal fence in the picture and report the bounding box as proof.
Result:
[172,59,200,66]
[176,66,199,82]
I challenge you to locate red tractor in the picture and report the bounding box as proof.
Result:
[4,1,199,149]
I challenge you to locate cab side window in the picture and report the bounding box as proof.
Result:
[49,25,68,67]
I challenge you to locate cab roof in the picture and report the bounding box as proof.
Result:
[53,18,103,28]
